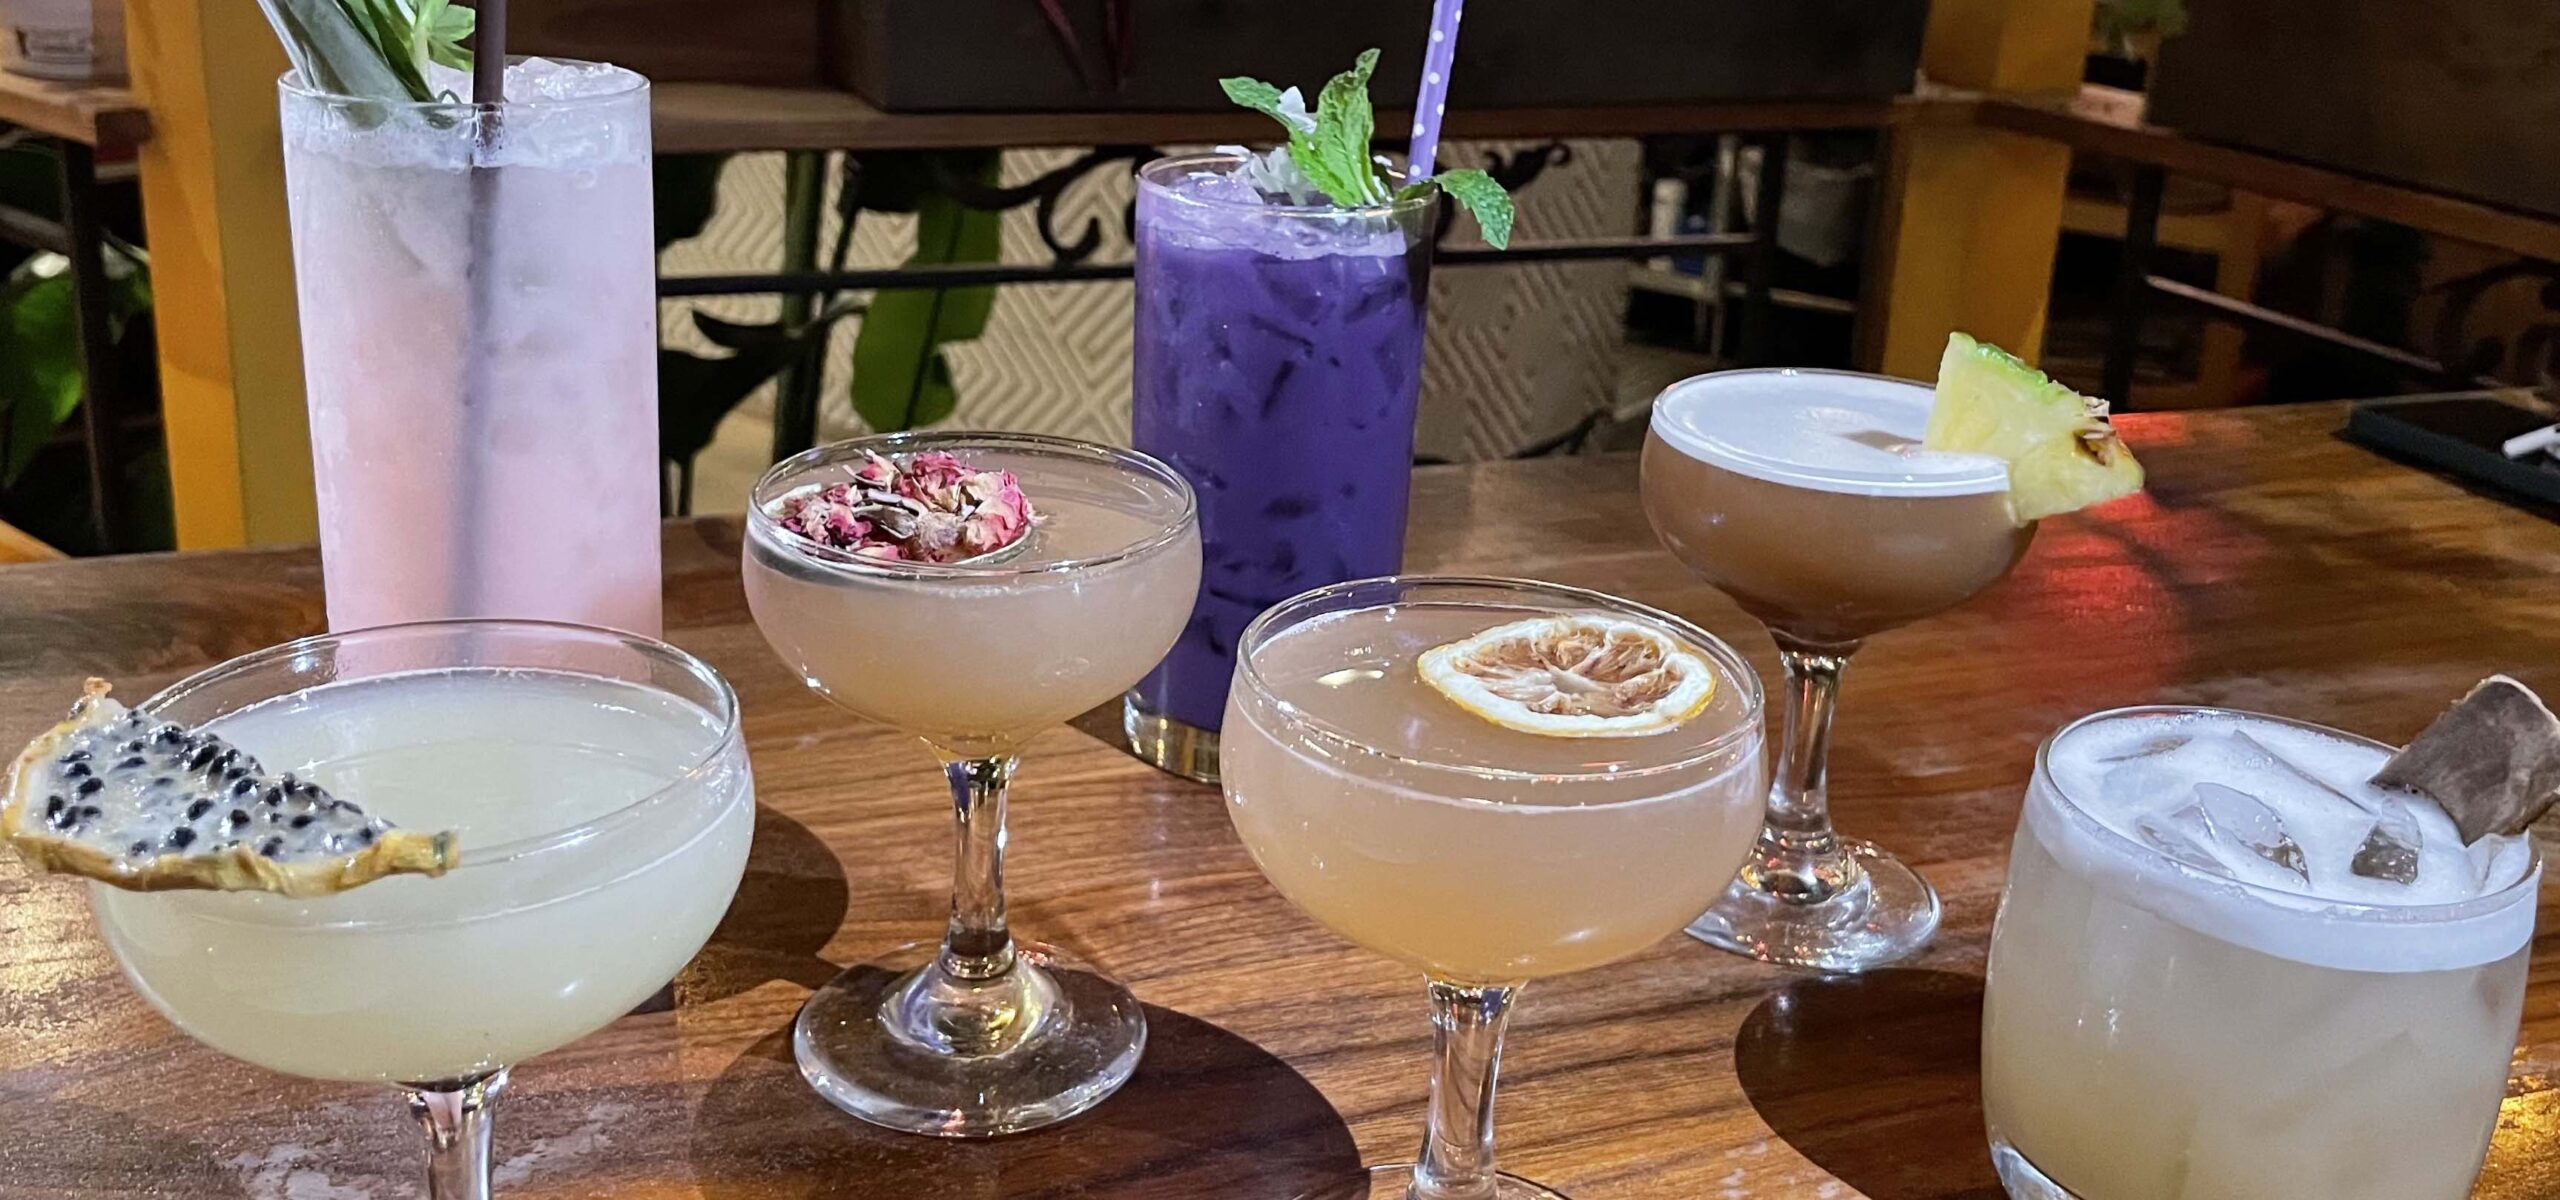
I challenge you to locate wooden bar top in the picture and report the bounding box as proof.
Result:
[650,83,1926,155]
[2,401,2557,1198]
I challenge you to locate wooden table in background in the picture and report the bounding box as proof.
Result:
[3,402,2558,1198]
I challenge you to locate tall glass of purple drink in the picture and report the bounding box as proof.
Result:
[1125,153,1436,782]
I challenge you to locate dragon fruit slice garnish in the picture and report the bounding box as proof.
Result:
[768,451,1040,564]
[4,680,457,896]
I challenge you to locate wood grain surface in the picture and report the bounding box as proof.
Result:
[2,402,2557,1199]
[1976,85,2560,264]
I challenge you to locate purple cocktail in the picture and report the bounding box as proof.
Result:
[1125,153,1435,781]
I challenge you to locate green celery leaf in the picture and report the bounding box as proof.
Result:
[1433,168,1515,250]
[256,0,416,103]
[422,0,473,70]
[342,0,429,99]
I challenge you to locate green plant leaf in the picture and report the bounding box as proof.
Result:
[0,144,59,221]
[0,274,81,486]
[1433,168,1515,250]
[657,347,787,466]
[657,303,861,466]
[0,248,149,487]
[653,152,730,251]
[849,155,1002,432]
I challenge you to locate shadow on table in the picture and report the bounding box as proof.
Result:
[660,806,855,1013]
[1733,968,2003,1200]
[690,1003,1362,1198]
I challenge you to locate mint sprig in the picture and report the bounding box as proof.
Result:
[1220,48,1514,249]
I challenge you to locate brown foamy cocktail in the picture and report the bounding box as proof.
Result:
[1642,368,2032,971]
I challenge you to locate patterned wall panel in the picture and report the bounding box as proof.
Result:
[663,141,1641,510]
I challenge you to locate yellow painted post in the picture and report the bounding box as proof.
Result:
[1867,0,2095,380]
[127,0,315,547]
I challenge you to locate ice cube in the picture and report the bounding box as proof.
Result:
[2136,783,2312,887]
[506,57,625,101]
[2095,734,2191,763]
[2194,782,2312,883]
[2230,730,2378,815]
[2349,796,2423,885]
[2099,757,2191,816]
[2134,798,2228,876]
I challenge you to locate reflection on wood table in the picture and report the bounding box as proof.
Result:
[0,401,2556,1198]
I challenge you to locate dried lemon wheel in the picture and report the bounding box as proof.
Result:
[1418,615,1717,738]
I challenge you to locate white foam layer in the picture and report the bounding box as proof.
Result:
[2031,708,2538,973]
[1648,369,2009,498]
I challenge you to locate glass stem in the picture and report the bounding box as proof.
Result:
[1753,637,1861,903]
[1413,980,1519,1200]
[401,1068,508,1200]
[941,756,1018,980]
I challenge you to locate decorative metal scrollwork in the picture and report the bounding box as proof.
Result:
[2429,260,2560,390]
[1433,141,1571,245]
[929,145,1164,266]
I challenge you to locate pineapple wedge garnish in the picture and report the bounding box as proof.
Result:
[1923,333,2144,523]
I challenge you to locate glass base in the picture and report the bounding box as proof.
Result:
[793,939,1145,1137]
[1989,1136,2082,1199]
[1291,1164,1570,1200]
[1123,692,1220,785]
[1686,837,1941,972]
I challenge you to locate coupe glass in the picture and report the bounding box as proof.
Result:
[743,431,1202,1136]
[89,620,756,1199]
[1641,368,2035,971]
[1222,576,1766,1198]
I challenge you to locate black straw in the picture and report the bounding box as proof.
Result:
[456,0,508,617]
[472,0,507,103]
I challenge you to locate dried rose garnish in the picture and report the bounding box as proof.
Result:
[767,451,1038,563]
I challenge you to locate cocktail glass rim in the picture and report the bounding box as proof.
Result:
[277,56,648,113]
[2036,704,2543,924]
[1232,573,1766,788]
[747,430,1197,580]
[1650,366,2013,497]
[139,617,743,876]
[1138,151,1437,220]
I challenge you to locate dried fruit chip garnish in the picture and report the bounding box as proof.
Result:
[1419,615,1716,738]
[2373,675,2560,844]
[767,451,1038,564]
[3,680,457,896]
